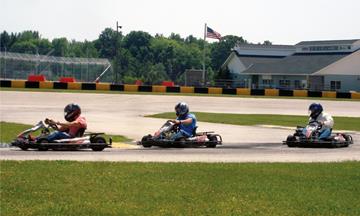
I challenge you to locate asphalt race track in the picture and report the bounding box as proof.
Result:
[1,91,359,162]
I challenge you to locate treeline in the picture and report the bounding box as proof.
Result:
[0,29,269,84]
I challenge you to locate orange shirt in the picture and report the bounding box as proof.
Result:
[68,116,87,137]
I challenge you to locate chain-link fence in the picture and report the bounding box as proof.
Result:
[0,51,112,82]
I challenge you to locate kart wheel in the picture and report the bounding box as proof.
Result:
[286,135,297,147]
[344,134,353,145]
[206,135,217,148]
[178,137,187,148]
[92,146,105,151]
[20,146,29,151]
[37,139,49,151]
[91,137,106,151]
[141,135,152,148]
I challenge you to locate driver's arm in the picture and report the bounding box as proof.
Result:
[322,115,334,127]
[56,121,81,129]
[175,118,193,125]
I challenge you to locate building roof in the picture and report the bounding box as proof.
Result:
[241,53,350,75]
[296,39,359,46]
[312,50,360,76]
[238,56,283,68]
[235,44,295,49]
[221,50,286,69]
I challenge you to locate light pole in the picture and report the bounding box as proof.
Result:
[115,21,122,83]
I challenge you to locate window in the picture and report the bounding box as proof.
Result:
[279,80,291,88]
[339,45,352,50]
[262,79,273,88]
[309,46,339,51]
[294,80,301,89]
[330,81,341,90]
[302,47,309,51]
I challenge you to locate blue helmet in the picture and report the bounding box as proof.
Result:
[175,102,189,117]
[308,103,323,118]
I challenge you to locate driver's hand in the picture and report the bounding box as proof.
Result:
[174,120,181,125]
[48,119,57,125]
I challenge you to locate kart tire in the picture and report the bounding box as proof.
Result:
[20,146,29,151]
[91,137,106,151]
[37,139,49,151]
[141,135,152,148]
[91,146,105,151]
[177,138,187,148]
[286,135,297,147]
[344,134,353,145]
[206,135,217,148]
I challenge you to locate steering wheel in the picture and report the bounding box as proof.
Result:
[45,118,59,130]
[308,120,322,129]
[49,123,59,130]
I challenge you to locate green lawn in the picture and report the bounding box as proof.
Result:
[1,87,358,101]
[0,161,359,216]
[0,121,130,143]
[147,112,360,131]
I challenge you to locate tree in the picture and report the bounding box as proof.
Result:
[263,40,272,45]
[150,36,203,81]
[122,31,153,62]
[185,35,204,48]
[52,38,69,56]
[95,28,121,59]
[169,33,184,43]
[120,31,153,79]
[144,63,168,84]
[82,40,99,58]
[210,35,247,79]
[17,31,40,42]
[4,30,52,54]
[10,40,37,54]
[1,31,18,51]
[35,39,53,55]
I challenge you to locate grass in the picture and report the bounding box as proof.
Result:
[1,87,358,101]
[0,161,359,216]
[147,112,360,131]
[0,121,130,143]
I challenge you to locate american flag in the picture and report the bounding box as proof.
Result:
[206,26,222,40]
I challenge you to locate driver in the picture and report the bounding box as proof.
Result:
[46,103,87,141]
[308,103,334,140]
[171,102,197,141]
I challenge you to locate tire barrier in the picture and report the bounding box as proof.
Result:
[1,79,359,99]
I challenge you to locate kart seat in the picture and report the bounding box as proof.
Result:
[192,126,198,137]
[75,128,86,137]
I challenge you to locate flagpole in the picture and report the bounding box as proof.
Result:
[202,23,207,86]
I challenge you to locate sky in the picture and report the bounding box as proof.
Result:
[1,0,359,45]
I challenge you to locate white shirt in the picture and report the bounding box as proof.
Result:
[309,112,334,129]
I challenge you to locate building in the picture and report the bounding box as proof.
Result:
[222,39,360,91]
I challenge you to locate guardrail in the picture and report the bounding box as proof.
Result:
[1,79,359,99]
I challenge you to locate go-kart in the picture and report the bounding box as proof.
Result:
[283,120,353,148]
[138,120,222,148]
[11,119,111,151]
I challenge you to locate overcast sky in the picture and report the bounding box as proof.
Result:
[1,0,359,45]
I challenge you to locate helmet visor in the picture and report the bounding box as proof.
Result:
[175,108,180,116]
